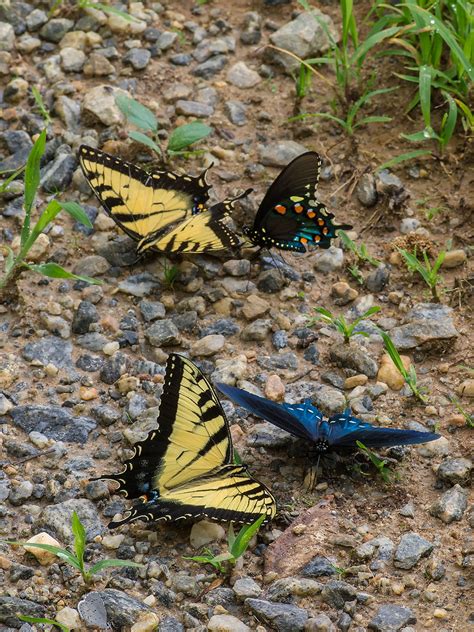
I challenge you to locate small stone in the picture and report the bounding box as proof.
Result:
[366,264,390,292]
[331,281,358,305]
[40,18,74,42]
[190,521,225,549]
[368,604,416,631]
[330,343,378,378]
[313,247,344,273]
[356,173,378,207]
[245,598,308,632]
[175,99,213,117]
[264,374,285,401]
[433,608,448,620]
[233,577,262,600]
[193,55,228,79]
[82,85,127,126]
[145,320,181,347]
[59,30,87,49]
[458,379,474,398]
[242,295,270,320]
[73,255,109,278]
[305,613,335,632]
[225,100,247,126]
[436,458,472,485]
[83,52,115,75]
[102,534,125,549]
[56,607,81,630]
[227,61,261,88]
[430,484,468,523]
[79,386,98,401]
[72,300,99,334]
[259,141,308,167]
[377,353,411,390]
[241,319,272,342]
[191,334,225,357]
[302,556,337,578]
[394,532,433,569]
[10,405,95,443]
[60,47,86,72]
[320,580,357,609]
[130,612,160,632]
[123,48,151,70]
[344,375,368,389]
[26,9,48,31]
[103,341,120,356]
[223,259,251,277]
[208,614,250,632]
[240,12,261,45]
[4,77,28,103]
[418,436,450,458]
[157,31,178,50]
[390,303,458,350]
[442,249,466,268]
[25,532,62,565]
[400,218,420,234]
[139,300,166,322]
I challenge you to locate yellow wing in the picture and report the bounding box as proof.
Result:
[78,145,210,244]
[95,354,276,527]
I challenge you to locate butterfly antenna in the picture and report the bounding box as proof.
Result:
[269,250,286,284]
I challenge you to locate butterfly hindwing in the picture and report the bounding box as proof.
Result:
[245,152,352,252]
[95,355,276,527]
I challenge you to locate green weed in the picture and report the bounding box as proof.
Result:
[31,87,52,125]
[162,261,179,290]
[115,95,212,161]
[4,511,142,584]
[184,515,265,574]
[398,246,445,302]
[18,615,70,632]
[450,396,474,428]
[339,230,381,267]
[307,305,381,344]
[379,330,427,403]
[0,130,99,292]
[356,441,394,483]
[376,149,432,172]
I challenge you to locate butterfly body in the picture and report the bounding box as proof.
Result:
[217,384,440,453]
[94,355,276,528]
[79,145,243,254]
[245,152,352,252]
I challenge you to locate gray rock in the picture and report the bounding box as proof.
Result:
[201,319,240,337]
[393,532,433,569]
[257,352,299,371]
[227,61,261,88]
[40,18,74,43]
[123,47,151,70]
[1,130,32,154]
[305,614,335,632]
[266,578,322,603]
[159,616,184,632]
[313,247,344,273]
[390,303,458,350]
[193,55,228,79]
[329,343,378,378]
[22,336,73,368]
[240,11,262,45]
[376,170,404,194]
[41,153,77,192]
[170,53,192,66]
[139,300,166,322]
[366,264,390,292]
[72,300,99,334]
[100,353,130,385]
[0,597,45,627]
[436,458,472,485]
[248,423,293,448]
[338,612,352,631]
[9,405,96,443]
[257,269,288,293]
[93,589,154,628]
[302,556,337,577]
[175,99,213,117]
[77,332,108,352]
[26,9,48,31]
[268,10,336,73]
[60,47,87,72]
[73,255,109,277]
[245,599,308,632]
[118,272,161,297]
[304,343,320,365]
[77,592,108,629]
[368,604,416,631]
[81,85,127,127]
[430,484,468,524]
[9,480,33,506]
[241,319,272,342]
[400,218,420,234]
[356,173,378,207]
[233,576,262,600]
[320,580,357,609]
[91,404,120,427]
[40,499,103,542]
[0,473,10,501]
[157,31,178,51]
[172,311,198,333]
[259,141,308,167]
[272,330,288,350]
[145,319,181,347]
[225,100,247,126]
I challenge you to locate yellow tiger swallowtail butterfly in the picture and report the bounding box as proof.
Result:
[94,354,277,527]
[79,145,247,254]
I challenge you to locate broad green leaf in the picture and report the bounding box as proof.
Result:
[128,130,162,155]
[115,94,158,132]
[231,515,265,558]
[419,65,432,129]
[351,26,401,66]
[71,511,87,565]
[88,559,143,576]
[59,201,93,227]
[22,129,47,246]
[18,615,70,632]
[26,262,101,285]
[211,552,235,563]
[401,130,438,142]
[376,150,432,172]
[167,122,212,153]
[6,540,82,570]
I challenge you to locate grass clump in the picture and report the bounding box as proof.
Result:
[379,330,427,403]
[0,130,100,292]
[4,511,142,585]
[185,515,265,575]
[356,441,395,483]
[308,305,381,344]
[398,247,446,302]
[115,94,212,162]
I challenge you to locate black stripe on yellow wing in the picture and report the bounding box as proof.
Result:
[78,145,211,244]
[108,465,277,528]
[150,190,252,254]
[93,354,276,527]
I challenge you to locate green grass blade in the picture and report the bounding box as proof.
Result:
[376,149,432,172]
[419,65,432,129]
[230,515,265,558]
[0,164,26,193]
[71,511,87,568]
[440,92,458,147]
[167,122,212,153]
[351,26,401,65]
[18,615,70,632]
[128,130,162,155]
[379,330,408,377]
[6,540,82,570]
[354,115,392,129]
[30,199,62,239]
[92,1,140,21]
[22,129,47,247]
[31,86,51,124]
[115,94,157,132]
[27,263,101,285]
[88,559,143,576]
[58,201,93,228]
[313,307,334,320]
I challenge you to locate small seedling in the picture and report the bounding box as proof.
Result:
[307,305,381,344]
[356,440,394,483]
[162,261,179,290]
[0,130,100,291]
[379,330,427,403]
[184,515,265,574]
[348,263,364,285]
[398,247,446,302]
[339,231,381,267]
[31,87,52,125]
[376,150,432,173]
[5,511,142,584]
[450,396,474,428]
[19,615,69,632]
[115,94,212,161]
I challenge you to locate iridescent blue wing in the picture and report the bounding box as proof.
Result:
[244,152,351,252]
[326,409,440,448]
[216,384,318,441]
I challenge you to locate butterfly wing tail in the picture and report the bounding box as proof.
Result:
[337,427,441,449]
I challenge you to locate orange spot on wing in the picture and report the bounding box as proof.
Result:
[307,210,316,218]
[318,218,325,226]
[294,204,304,213]
[314,235,321,242]
[300,237,308,244]
[274,204,286,214]
[323,227,329,235]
